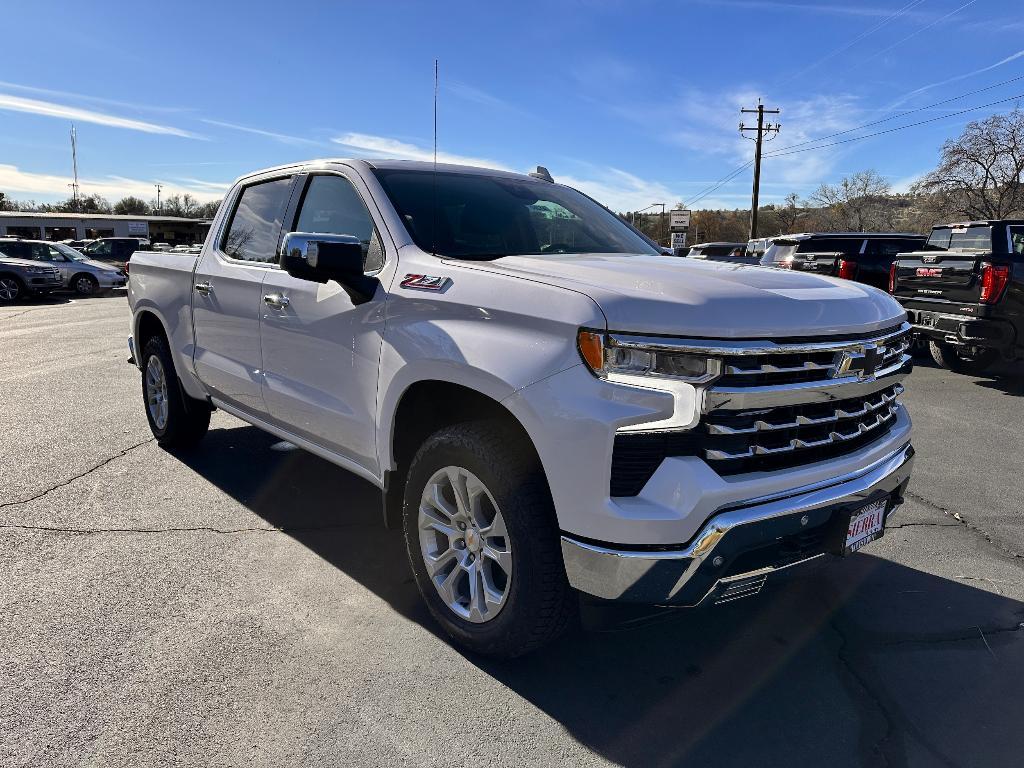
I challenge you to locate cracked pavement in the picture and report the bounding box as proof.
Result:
[2,295,1023,768]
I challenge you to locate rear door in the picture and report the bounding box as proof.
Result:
[259,171,390,473]
[893,226,990,305]
[192,175,296,416]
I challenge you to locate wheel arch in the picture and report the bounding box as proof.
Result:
[381,378,548,529]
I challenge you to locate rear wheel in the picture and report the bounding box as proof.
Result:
[0,275,23,303]
[140,335,210,449]
[402,421,576,658]
[72,273,99,296]
[928,340,999,375]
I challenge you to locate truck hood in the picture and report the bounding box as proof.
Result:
[483,253,905,338]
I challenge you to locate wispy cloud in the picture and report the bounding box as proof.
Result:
[0,164,224,202]
[893,48,1024,106]
[445,80,524,114]
[0,93,200,138]
[557,167,684,212]
[0,80,190,114]
[688,0,931,19]
[200,119,322,146]
[331,132,512,170]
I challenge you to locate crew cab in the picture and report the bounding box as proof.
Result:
[127,159,915,657]
[763,233,926,290]
[890,220,1024,374]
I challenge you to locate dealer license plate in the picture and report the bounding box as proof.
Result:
[844,498,887,554]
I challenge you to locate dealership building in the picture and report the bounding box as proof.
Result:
[0,211,212,244]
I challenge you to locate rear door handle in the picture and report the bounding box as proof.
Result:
[194,281,213,295]
[263,293,290,309]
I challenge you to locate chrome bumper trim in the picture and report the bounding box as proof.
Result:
[561,441,914,604]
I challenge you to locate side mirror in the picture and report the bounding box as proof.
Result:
[279,232,377,303]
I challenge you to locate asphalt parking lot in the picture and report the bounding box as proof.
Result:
[2,294,1023,768]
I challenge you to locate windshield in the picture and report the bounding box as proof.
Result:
[761,241,798,265]
[949,226,992,251]
[373,169,659,259]
[51,242,87,261]
[924,227,952,251]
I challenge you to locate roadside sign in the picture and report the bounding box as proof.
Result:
[670,209,691,230]
[670,232,687,249]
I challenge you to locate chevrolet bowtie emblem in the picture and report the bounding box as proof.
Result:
[834,343,881,380]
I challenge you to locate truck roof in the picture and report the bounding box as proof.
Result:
[233,157,536,186]
[936,220,1024,228]
[778,232,924,240]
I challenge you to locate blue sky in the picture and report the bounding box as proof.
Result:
[1,0,1022,212]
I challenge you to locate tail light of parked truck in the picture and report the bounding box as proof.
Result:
[888,262,897,293]
[838,259,857,281]
[980,263,1010,304]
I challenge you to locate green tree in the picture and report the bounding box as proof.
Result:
[113,196,151,215]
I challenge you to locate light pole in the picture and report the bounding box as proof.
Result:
[652,202,666,246]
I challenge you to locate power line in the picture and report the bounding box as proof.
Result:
[767,73,1024,155]
[779,0,928,84]
[683,160,753,208]
[764,91,1024,159]
[854,0,978,70]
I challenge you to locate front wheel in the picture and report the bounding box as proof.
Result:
[402,421,576,658]
[72,273,99,296]
[140,335,210,449]
[928,340,999,375]
[0,275,24,303]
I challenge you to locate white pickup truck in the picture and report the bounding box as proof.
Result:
[127,159,915,657]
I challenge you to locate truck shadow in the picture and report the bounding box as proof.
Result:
[178,423,1024,768]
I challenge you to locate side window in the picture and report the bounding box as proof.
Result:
[222,177,293,263]
[92,241,112,257]
[1008,226,1024,254]
[47,246,69,262]
[295,175,384,272]
[869,240,913,259]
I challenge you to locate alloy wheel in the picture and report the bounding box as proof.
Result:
[145,355,170,430]
[418,466,513,623]
[0,277,19,302]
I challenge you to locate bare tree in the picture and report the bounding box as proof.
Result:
[774,192,806,234]
[810,170,893,231]
[160,193,201,218]
[916,108,1024,219]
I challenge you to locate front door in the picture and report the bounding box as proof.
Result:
[259,172,389,474]
[192,175,295,416]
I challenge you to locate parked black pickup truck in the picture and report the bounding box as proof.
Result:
[762,232,926,290]
[890,220,1024,374]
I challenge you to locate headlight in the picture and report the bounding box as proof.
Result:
[578,330,721,384]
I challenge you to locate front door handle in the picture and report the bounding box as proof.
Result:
[194,281,213,295]
[263,293,290,309]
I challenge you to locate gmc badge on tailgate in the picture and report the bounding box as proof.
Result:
[916,267,943,277]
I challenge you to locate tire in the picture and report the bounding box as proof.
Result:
[928,340,999,375]
[140,335,211,449]
[0,274,24,303]
[71,273,99,296]
[402,421,577,658]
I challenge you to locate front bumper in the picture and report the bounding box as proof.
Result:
[561,441,914,605]
[905,308,1016,353]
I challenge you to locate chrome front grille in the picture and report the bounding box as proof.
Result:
[703,384,903,464]
[609,323,913,495]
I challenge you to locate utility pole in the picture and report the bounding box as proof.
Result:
[653,202,666,245]
[154,183,163,214]
[739,100,780,240]
[69,124,80,210]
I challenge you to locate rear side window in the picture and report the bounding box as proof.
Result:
[222,177,293,263]
[1010,226,1024,255]
[295,175,384,272]
[798,237,862,255]
[868,239,924,259]
[949,226,992,251]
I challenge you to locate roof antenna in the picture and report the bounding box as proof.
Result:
[432,58,438,257]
